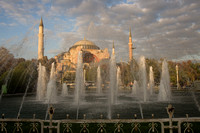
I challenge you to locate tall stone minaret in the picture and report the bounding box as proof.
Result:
[128,27,133,62]
[38,17,44,60]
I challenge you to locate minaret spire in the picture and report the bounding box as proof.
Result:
[38,17,44,60]
[112,41,115,55]
[39,17,43,27]
[129,27,132,38]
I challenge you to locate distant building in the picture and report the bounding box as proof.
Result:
[54,38,110,73]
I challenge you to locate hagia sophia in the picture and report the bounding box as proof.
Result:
[38,18,134,75]
[54,38,110,72]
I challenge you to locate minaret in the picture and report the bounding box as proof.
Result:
[38,17,44,60]
[128,27,133,62]
[112,41,115,55]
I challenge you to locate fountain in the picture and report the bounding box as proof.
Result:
[17,62,36,118]
[96,65,102,94]
[158,59,171,101]
[46,62,57,103]
[148,66,154,95]
[116,66,122,95]
[138,56,147,102]
[1,49,200,122]
[132,80,139,95]
[0,55,200,128]
[37,63,47,100]
[61,83,68,96]
[109,47,117,105]
[74,51,84,119]
[108,45,117,119]
[74,51,84,104]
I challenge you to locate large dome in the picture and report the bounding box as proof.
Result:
[69,39,100,50]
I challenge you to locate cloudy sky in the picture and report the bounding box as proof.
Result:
[0,0,200,62]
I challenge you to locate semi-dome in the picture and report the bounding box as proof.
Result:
[69,39,100,50]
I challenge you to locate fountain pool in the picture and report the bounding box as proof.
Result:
[0,90,200,119]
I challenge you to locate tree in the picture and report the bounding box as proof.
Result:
[0,47,15,76]
[0,60,37,93]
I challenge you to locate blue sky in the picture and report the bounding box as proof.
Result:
[0,0,200,62]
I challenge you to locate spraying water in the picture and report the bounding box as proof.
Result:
[17,69,34,118]
[74,51,84,104]
[108,45,117,119]
[138,56,147,102]
[96,66,102,94]
[62,83,68,96]
[149,66,154,95]
[37,63,47,100]
[46,62,57,103]
[74,52,84,119]
[158,59,171,101]
[139,103,144,119]
[132,80,139,95]
[109,50,117,105]
[36,63,42,100]
[116,67,122,95]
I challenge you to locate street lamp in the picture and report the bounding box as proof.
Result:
[176,64,180,90]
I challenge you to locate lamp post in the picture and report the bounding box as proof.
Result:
[167,104,175,133]
[176,64,180,90]
[84,69,86,84]
[49,105,54,133]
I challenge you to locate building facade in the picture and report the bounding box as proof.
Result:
[54,38,110,73]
